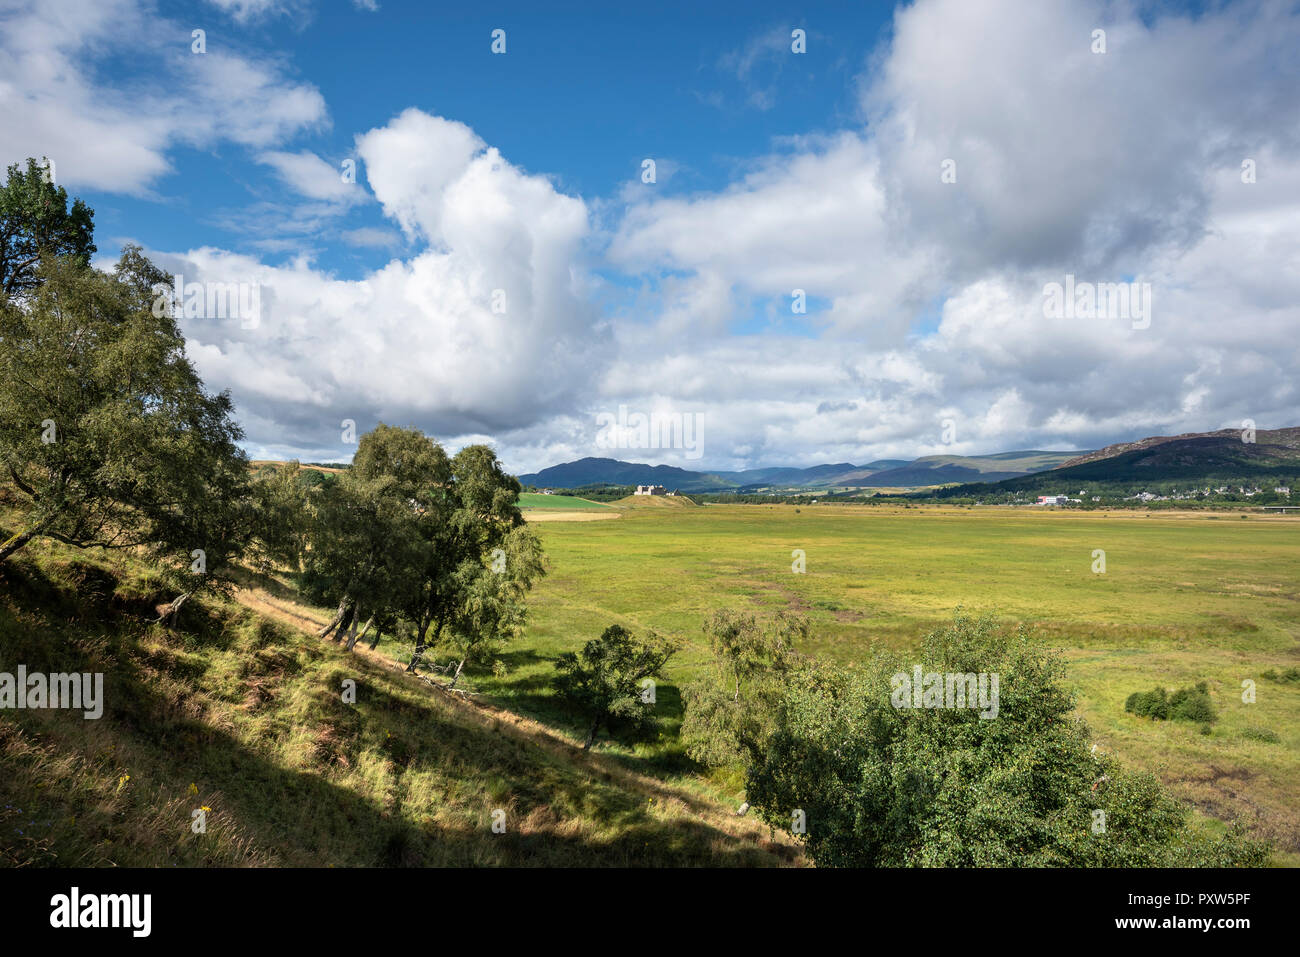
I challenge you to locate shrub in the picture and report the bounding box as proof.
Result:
[745,614,1269,867]
[554,624,680,750]
[1169,682,1217,724]
[1241,726,1280,744]
[1125,681,1216,724]
[1125,687,1168,720]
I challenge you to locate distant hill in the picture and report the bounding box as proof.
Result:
[843,451,1083,488]
[1053,427,1300,471]
[518,451,1082,491]
[927,427,1300,499]
[518,457,737,492]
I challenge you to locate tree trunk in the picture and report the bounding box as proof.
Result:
[407,614,444,673]
[448,658,465,690]
[318,599,349,639]
[341,606,361,649]
[407,621,430,673]
[347,616,373,651]
[368,627,383,651]
[0,514,56,564]
[582,720,600,750]
[156,591,191,628]
[329,604,355,643]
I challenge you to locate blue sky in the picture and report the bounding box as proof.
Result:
[89,0,890,279]
[2,0,1297,473]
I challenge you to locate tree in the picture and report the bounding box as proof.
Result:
[248,461,313,573]
[304,426,441,649]
[0,248,251,608]
[680,609,805,770]
[436,523,544,689]
[0,158,95,298]
[403,443,541,678]
[743,612,1270,867]
[554,625,680,750]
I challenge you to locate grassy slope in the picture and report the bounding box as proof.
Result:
[0,540,796,867]
[479,503,1300,861]
[517,493,611,510]
[611,495,698,508]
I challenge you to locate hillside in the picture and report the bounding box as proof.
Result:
[0,541,795,868]
[927,427,1300,500]
[1054,427,1300,471]
[844,451,1083,487]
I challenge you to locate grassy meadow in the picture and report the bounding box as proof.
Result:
[468,502,1300,861]
[5,496,1297,865]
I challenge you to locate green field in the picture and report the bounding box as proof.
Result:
[516,493,611,510]
[476,503,1300,859]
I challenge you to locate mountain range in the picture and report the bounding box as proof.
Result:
[518,427,1300,494]
[518,450,1086,492]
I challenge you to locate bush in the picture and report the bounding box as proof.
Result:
[1241,726,1280,744]
[1169,682,1217,723]
[1125,681,1216,724]
[1125,687,1168,720]
[553,624,680,750]
[745,613,1268,867]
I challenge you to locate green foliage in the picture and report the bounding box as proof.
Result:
[554,625,680,749]
[1168,682,1217,723]
[1124,687,1169,720]
[0,158,95,298]
[1125,681,1216,724]
[680,609,805,769]
[302,426,448,641]
[0,247,250,598]
[407,442,544,684]
[744,613,1268,867]
[249,462,312,571]
[437,522,545,686]
[1240,726,1280,744]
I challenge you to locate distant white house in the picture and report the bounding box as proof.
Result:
[541,488,555,495]
[1036,495,1070,505]
[634,484,667,496]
